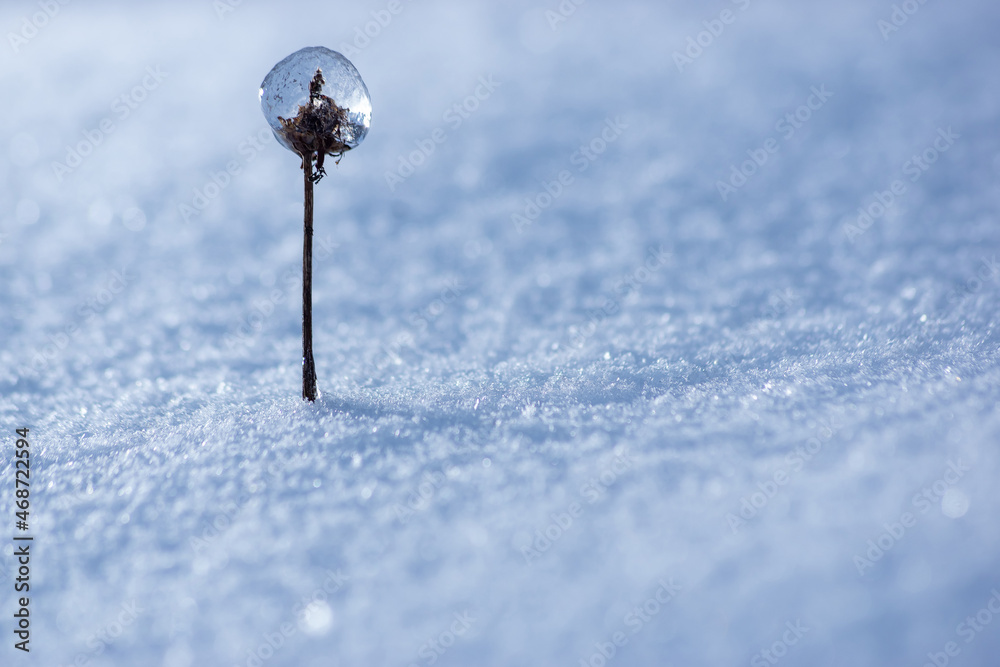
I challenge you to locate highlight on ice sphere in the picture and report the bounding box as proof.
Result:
[260,46,371,180]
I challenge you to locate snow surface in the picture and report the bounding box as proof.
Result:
[2,1,1000,665]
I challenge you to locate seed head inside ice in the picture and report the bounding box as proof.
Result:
[259,46,371,163]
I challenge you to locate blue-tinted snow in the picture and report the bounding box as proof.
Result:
[1,1,999,666]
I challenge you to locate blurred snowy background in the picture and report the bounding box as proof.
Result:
[2,0,1000,665]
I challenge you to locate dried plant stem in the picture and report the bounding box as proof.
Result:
[302,156,318,402]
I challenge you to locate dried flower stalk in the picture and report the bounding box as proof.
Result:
[277,68,351,183]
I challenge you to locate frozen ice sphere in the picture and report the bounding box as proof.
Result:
[259,46,371,160]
